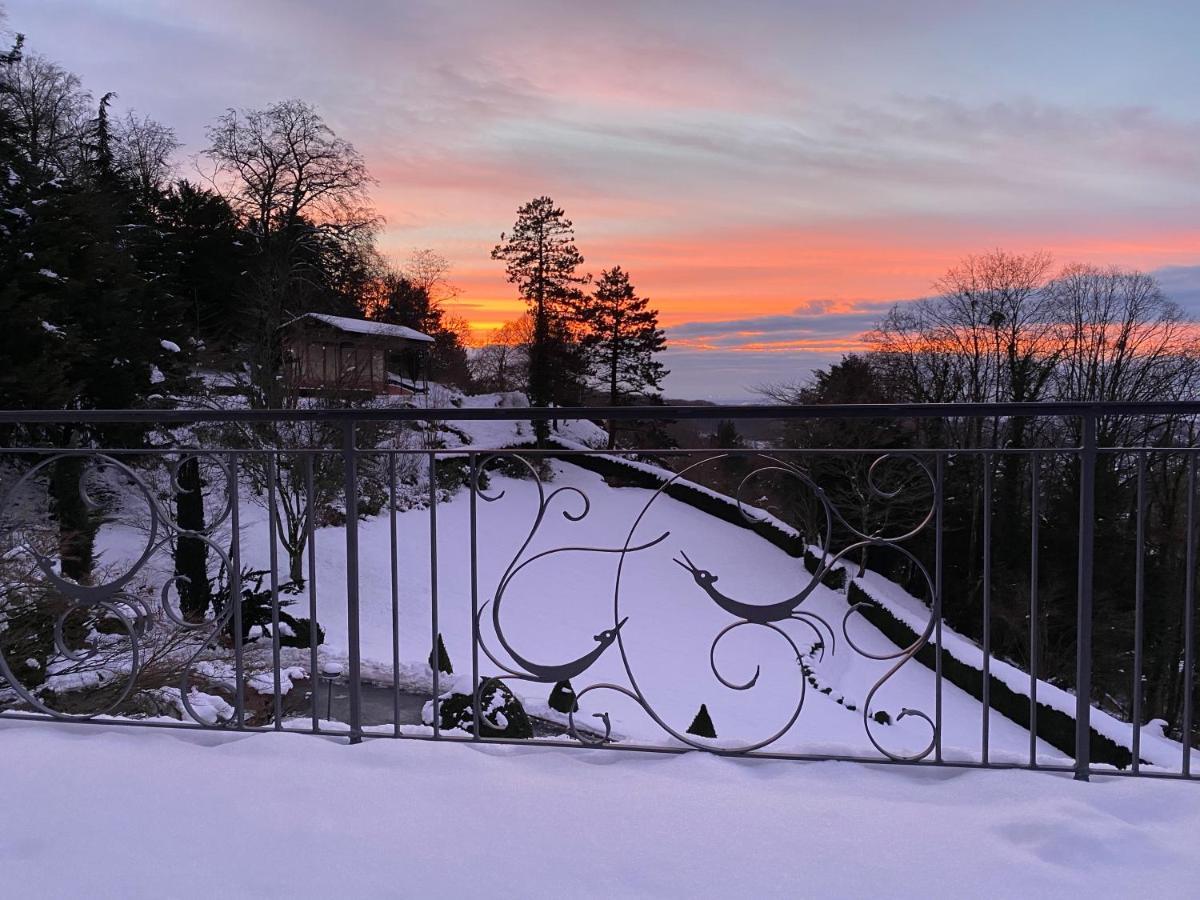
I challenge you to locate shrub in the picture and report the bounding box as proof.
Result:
[215,568,324,647]
[428,633,453,674]
[548,679,579,714]
[433,678,533,738]
[686,703,717,738]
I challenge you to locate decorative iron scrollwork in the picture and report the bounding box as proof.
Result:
[502,451,940,759]
[0,452,239,724]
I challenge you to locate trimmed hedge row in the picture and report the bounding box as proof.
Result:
[846,581,1136,769]
[802,548,847,590]
[536,441,806,556]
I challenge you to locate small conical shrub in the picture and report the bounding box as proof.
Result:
[686,703,717,738]
[428,633,453,674]
[548,679,579,714]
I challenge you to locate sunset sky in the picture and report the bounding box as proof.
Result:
[11,0,1199,399]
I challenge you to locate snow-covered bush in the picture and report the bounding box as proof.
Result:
[428,678,533,738]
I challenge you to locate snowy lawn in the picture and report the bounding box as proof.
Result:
[1,719,1198,899]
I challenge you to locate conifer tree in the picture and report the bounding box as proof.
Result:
[686,703,717,738]
[428,633,453,674]
[577,266,668,448]
[491,197,588,441]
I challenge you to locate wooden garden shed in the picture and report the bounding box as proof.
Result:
[279,313,434,396]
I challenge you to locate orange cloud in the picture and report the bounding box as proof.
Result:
[434,221,1200,337]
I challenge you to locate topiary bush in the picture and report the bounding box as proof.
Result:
[686,703,717,738]
[428,633,453,674]
[548,679,579,714]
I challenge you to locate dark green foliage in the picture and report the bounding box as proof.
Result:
[428,633,453,674]
[434,457,473,492]
[215,568,324,647]
[535,439,805,556]
[846,580,1137,768]
[576,266,668,449]
[822,566,847,591]
[548,679,579,714]
[435,679,533,738]
[873,710,891,725]
[285,616,325,649]
[156,180,251,349]
[803,549,847,590]
[491,197,589,442]
[686,703,717,738]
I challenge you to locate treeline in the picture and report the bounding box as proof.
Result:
[767,250,1200,742]
[0,19,671,443]
[0,26,475,418]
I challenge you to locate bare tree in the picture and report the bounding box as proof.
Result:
[470,314,532,393]
[1047,264,1200,444]
[115,111,179,201]
[204,99,376,239]
[0,52,90,176]
[203,99,381,404]
[868,250,1059,448]
[404,248,460,307]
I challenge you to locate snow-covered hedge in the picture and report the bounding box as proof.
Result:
[844,578,1135,768]
[535,437,806,556]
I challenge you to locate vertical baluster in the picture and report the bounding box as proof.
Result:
[1029,452,1040,768]
[469,453,482,740]
[934,452,944,764]
[429,453,440,738]
[342,421,362,744]
[267,453,283,729]
[305,454,318,733]
[1184,454,1196,776]
[1132,453,1145,773]
[390,453,401,737]
[1075,412,1097,781]
[229,451,244,728]
[982,452,992,765]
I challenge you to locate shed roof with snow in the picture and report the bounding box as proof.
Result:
[279,313,433,396]
[281,312,435,344]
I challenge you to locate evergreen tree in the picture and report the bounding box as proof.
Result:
[0,70,195,579]
[491,197,588,441]
[428,633,453,675]
[376,271,438,332]
[686,703,717,738]
[157,179,250,350]
[578,267,668,448]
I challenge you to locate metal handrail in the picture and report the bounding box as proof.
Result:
[2,400,1200,424]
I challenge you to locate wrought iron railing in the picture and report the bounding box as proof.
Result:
[1,402,1198,782]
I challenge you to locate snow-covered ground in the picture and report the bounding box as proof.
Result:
[2,718,1198,899]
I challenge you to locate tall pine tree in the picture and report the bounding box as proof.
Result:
[578,267,668,448]
[491,197,588,442]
